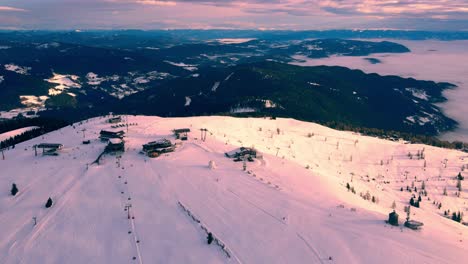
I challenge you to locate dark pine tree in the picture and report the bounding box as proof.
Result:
[452,212,458,221]
[45,197,53,208]
[207,232,214,245]
[11,183,18,196]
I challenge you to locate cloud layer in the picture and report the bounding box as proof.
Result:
[0,0,467,30]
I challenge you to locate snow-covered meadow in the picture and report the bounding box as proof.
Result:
[0,115,466,263]
[46,73,81,96]
[290,40,468,142]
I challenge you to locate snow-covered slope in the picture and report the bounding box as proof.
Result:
[0,126,39,142]
[0,116,467,263]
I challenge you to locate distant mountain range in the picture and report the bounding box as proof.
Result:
[0,31,458,136]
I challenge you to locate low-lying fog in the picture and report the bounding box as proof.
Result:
[290,40,468,142]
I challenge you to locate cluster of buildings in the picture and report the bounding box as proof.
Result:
[33,118,196,160]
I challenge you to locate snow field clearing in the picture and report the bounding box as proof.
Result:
[0,115,467,263]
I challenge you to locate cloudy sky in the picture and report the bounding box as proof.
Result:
[0,0,467,30]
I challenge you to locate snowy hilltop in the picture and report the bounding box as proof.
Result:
[0,115,467,263]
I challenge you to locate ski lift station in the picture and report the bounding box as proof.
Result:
[34,143,63,156]
[142,139,176,158]
[173,128,191,140]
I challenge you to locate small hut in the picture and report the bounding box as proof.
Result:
[108,116,122,124]
[105,138,125,153]
[173,128,191,140]
[388,211,399,226]
[35,143,63,156]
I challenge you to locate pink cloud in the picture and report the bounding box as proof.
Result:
[135,0,177,6]
[0,6,27,12]
[1,0,467,30]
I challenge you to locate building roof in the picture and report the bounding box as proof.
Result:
[36,143,63,149]
[143,139,172,150]
[100,130,125,136]
[173,128,191,133]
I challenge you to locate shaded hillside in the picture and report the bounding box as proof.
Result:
[121,61,456,135]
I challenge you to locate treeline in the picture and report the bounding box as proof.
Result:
[0,117,69,149]
[324,121,467,151]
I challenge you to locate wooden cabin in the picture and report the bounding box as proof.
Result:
[35,143,63,156]
[99,130,125,141]
[108,116,122,124]
[105,138,125,153]
[173,128,191,140]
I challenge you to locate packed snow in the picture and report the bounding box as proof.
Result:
[36,43,60,49]
[86,73,121,85]
[46,73,81,96]
[19,95,49,108]
[406,88,429,101]
[224,72,234,81]
[290,40,468,142]
[132,77,150,85]
[211,82,220,92]
[184,96,192,106]
[164,61,198,71]
[0,108,41,120]
[0,115,467,264]
[3,64,31,75]
[263,99,277,108]
[229,107,257,113]
[86,72,106,86]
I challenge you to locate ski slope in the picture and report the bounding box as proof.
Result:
[0,115,467,263]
